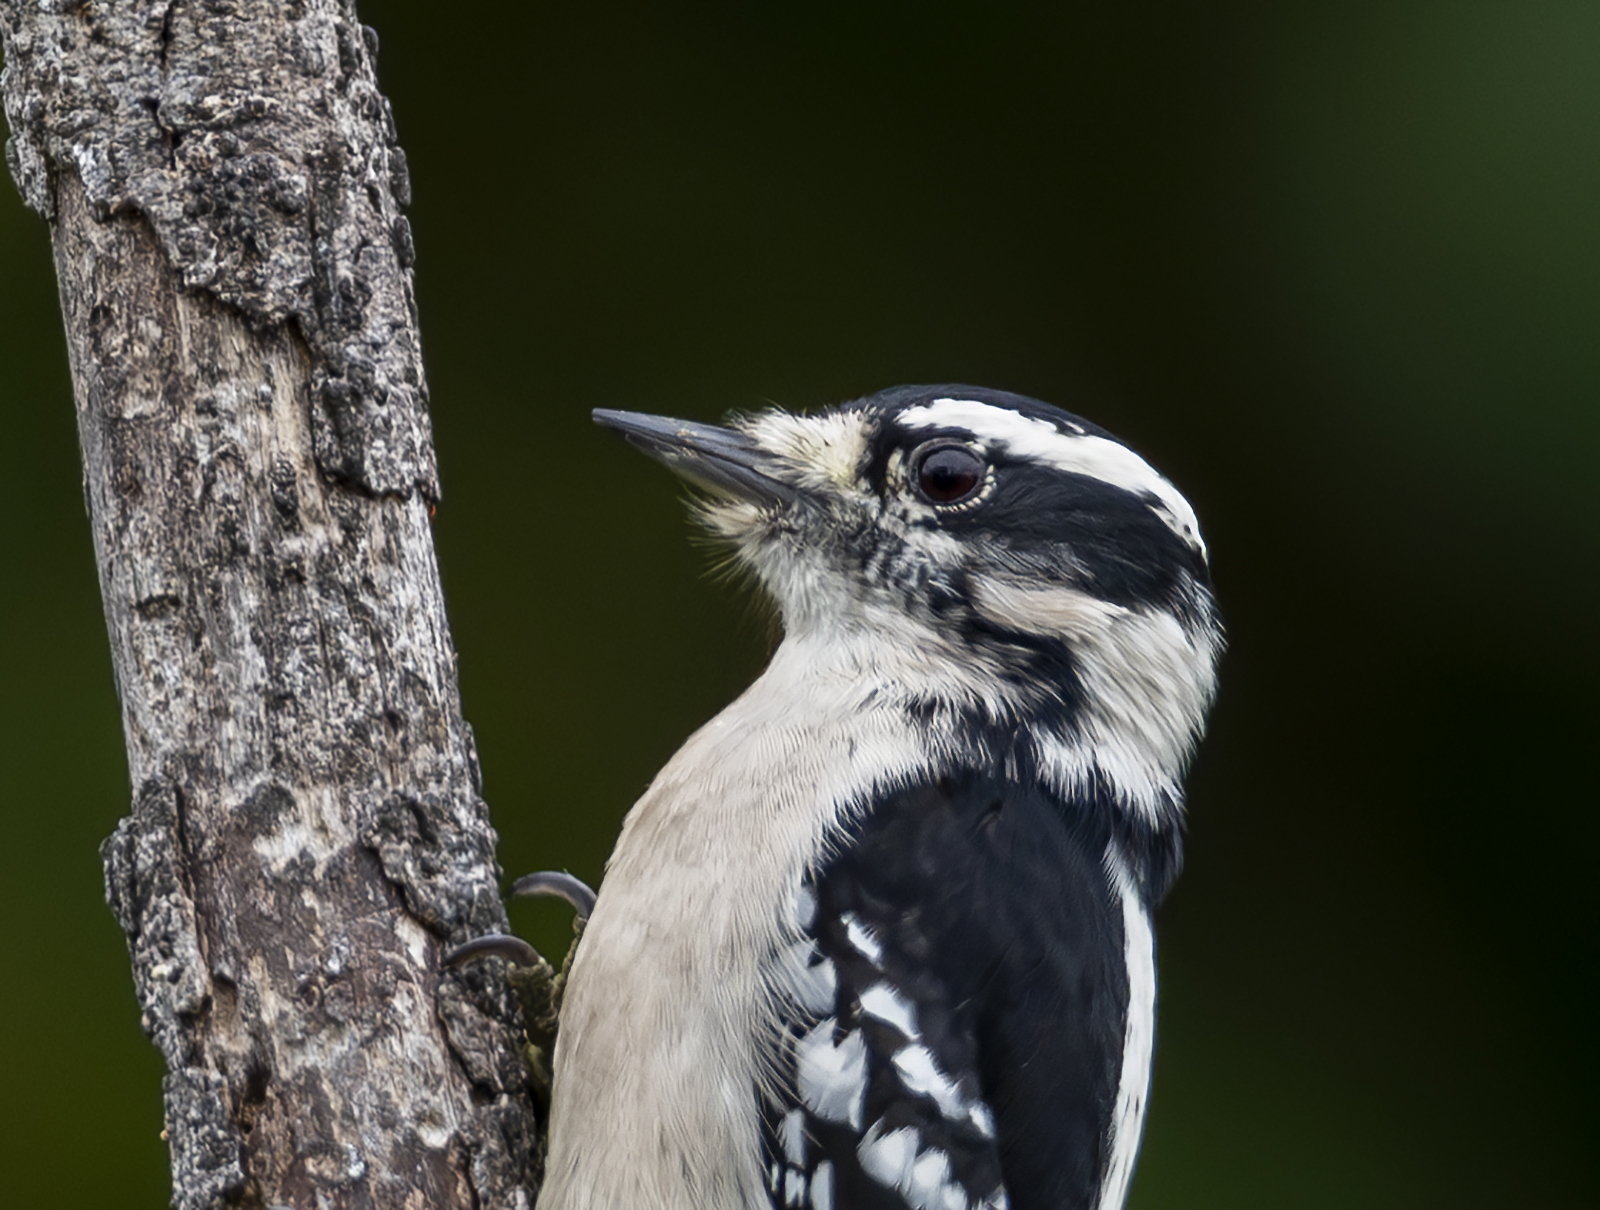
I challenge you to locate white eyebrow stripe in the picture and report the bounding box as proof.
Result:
[898,397,1206,558]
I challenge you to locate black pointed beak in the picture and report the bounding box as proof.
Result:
[593,409,797,506]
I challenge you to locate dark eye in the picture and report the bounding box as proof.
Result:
[912,443,987,505]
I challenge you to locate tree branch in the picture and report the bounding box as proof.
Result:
[1,2,537,1205]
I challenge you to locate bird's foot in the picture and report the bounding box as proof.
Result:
[442,868,596,971]
[442,871,595,1115]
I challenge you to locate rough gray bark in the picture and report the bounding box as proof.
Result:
[1,2,538,1207]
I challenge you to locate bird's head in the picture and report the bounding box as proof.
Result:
[596,384,1221,826]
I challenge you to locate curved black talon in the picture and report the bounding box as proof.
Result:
[443,932,545,969]
[511,870,597,920]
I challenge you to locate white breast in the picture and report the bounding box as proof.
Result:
[536,630,941,1210]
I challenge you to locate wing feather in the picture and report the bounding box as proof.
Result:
[761,772,1134,1210]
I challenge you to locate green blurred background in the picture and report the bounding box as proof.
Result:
[3,2,1595,1204]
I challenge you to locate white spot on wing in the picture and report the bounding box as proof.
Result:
[898,397,1206,557]
[891,1044,992,1136]
[840,911,884,964]
[811,1160,835,1210]
[908,1148,955,1209]
[785,1167,806,1207]
[781,1108,807,1164]
[783,940,839,1015]
[969,1101,996,1139]
[861,1124,976,1210]
[891,1045,948,1102]
[858,982,918,1038]
[1098,854,1156,1210]
[792,881,818,929]
[796,1018,868,1128]
[858,1122,919,1191]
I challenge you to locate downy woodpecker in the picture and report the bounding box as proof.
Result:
[540,385,1221,1210]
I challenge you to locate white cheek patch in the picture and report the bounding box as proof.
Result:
[968,578,1129,642]
[970,573,1220,820]
[897,397,1206,558]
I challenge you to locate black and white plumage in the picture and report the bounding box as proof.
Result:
[537,386,1221,1210]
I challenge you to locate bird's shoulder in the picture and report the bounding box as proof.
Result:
[761,771,1137,1210]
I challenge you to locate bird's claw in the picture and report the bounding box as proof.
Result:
[510,869,597,920]
[438,871,595,1119]
[442,932,545,969]
[440,871,595,969]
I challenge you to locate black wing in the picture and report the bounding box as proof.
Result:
[762,772,1134,1210]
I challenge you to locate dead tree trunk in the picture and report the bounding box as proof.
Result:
[1,3,537,1206]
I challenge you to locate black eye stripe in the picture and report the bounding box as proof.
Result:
[911,442,986,506]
